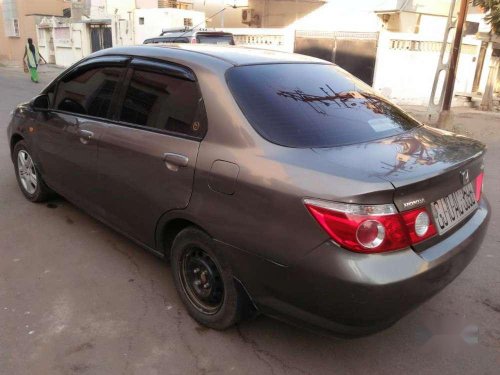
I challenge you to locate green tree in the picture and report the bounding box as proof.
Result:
[473,0,500,34]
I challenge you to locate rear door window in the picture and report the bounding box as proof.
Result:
[170,37,190,43]
[196,34,234,45]
[55,65,125,119]
[118,65,206,139]
[226,64,421,148]
[145,37,190,43]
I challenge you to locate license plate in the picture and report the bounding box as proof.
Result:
[431,183,478,235]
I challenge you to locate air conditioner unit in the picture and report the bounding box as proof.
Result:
[241,9,254,24]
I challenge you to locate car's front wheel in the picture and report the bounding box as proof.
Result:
[13,141,51,202]
[171,227,249,330]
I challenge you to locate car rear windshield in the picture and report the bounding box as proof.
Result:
[145,37,189,44]
[196,34,234,45]
[226,64,421,148]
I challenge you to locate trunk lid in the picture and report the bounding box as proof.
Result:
[312,125,486,212]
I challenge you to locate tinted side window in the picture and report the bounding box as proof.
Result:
[171,37,189,43]
[196,34,234,45]
[45,83,57,107]
[119,69,206,139]
[55,66,124,118]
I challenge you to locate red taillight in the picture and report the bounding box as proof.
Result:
[305,199,436,253]
[400,208,436,244]
[475,172,484,202]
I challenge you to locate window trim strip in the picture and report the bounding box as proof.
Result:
[48,109,204,142]
[130,58,196,81]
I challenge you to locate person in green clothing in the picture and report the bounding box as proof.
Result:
[23,38,46,83]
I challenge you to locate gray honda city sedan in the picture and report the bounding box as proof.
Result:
[7,45,490,335]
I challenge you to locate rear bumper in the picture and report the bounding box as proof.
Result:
[222,198,490,336]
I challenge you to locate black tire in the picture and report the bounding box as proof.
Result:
[171,227,247,330]
[13,141,52,203]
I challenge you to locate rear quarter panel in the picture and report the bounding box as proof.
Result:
[181,63,396,266]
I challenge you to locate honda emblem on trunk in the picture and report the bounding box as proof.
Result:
[460,169,470,185]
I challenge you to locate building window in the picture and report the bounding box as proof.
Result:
[2,0,20,37]
[184,18,192,27]
[139,17,145,25]
[159,0,176,8]
[12,19,20,37]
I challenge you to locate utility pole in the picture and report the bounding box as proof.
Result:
[437,0,469,128]
[221,0,225,28]
[442,0,469,112]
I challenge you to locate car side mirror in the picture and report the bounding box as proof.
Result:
[31,94,50,111]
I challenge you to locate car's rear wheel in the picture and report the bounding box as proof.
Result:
[171,227,247,329]
[13,141,51,202]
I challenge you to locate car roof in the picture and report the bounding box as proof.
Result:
[96,44,328,67]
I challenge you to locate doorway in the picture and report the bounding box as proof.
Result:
[90,25,112,52]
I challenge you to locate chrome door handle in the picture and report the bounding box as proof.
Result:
[78,129,94,144]
[163,153,189,171]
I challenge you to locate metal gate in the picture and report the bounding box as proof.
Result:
[295,31,379,85]
[90,25,112,52]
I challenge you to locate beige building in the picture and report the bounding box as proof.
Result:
[0,0,67,66]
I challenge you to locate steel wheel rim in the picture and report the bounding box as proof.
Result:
[179,247,224,315]
[17,150,37,195]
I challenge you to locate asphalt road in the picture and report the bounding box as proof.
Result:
[1,66,499,375]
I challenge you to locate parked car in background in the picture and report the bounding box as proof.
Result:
[144,27,235,45]
[8,45,490,336]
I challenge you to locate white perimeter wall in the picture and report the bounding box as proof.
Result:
[373,32,481,104]
[224,28,294,52]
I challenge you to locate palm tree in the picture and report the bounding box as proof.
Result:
[473,0,500,34]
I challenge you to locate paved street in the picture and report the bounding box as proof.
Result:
[0,65,499,375]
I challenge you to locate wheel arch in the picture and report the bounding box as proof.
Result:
[156,212,209,260]
[157,212,258,317]
[10,133,24,160]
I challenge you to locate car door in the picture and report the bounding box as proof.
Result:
[97,58,207,247]
[35,56,128,213]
